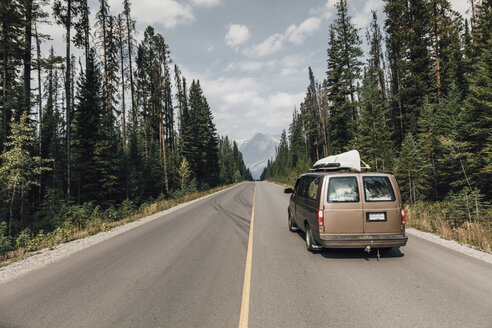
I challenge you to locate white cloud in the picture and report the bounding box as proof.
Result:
[245,16,322,58]
[286,17,322,45]
[192,0,222,7]
[244,32,284,57]
[238,60,276,72]
[181,67,304,139]
[280,68,300,77]
[225,24,251,49]
[280,55,305,68]
[449,0,471,19]
[109,0,194,29]
[310,0,337,20]
[239,61,264,72]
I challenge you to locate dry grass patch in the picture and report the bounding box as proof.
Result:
[406,203,492,254]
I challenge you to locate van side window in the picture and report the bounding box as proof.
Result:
[298,177,311,199]
[294,179,301,195]
[327,177,359,202]
[297,176,317,199]
[363,176,395,202]
[307,177,320,200]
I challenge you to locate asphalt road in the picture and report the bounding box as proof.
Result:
[1,182,491,328]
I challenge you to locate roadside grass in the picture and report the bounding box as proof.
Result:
[266,179,492,254]
[0,183,239,267]
[406,202,492,254]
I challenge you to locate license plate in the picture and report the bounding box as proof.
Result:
[367,212,386,221]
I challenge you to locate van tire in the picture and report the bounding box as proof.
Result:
[288,212,299,232]
[305,225,320,252]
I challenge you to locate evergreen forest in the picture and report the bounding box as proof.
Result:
[262,0,491,249]
[0,0,252,253]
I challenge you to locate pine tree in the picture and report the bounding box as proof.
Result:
[462,15,492,197]
[416,99,438,199]
[116,14,127,150]
[0,113,50,235]
[325,29,351,154]
[394,133,427,204]
[324,0,363,153]
[384,0,407,142]
[332,0,363,121]
[178,157,191,189]
[402,0,432,135]
[53,0,79,195]
[21,0,33,117]
[73,0,90,63]
[1,0,23,152]
[41,47,63,193]
[186,80,219,188]
[302,67,326,161]
[357,72,393,172]
[366,11,387,104]
[288,107,306,169]
[71,49,105,203]
[123,0,136,134]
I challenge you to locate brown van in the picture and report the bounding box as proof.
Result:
[285,171,408,253]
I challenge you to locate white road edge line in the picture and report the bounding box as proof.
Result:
[239,184,256,328]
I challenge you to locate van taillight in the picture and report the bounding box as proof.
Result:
[401,209,406,224]
[318,210,324,226]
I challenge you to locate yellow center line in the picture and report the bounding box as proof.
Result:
[238,183,256,328]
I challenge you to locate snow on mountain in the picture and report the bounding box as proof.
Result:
[238,133,279,180]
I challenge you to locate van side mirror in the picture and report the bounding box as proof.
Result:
[284,188,294,194]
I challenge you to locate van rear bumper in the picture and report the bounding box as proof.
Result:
[318,234,408,248]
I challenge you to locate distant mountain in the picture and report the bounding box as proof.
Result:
[239,133,279,180]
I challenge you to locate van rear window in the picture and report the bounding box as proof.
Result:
[363,177,395,202]
[328,177,359,202]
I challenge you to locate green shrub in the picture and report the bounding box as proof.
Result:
[119,199,136,218]
[16,228,32,249]
[0,222,13,256]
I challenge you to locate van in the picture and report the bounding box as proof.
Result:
[285,151,407,253]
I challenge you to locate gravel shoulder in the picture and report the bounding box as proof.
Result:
[0,184,241,285]
[406,228,492,264]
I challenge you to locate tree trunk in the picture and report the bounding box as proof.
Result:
[125,14,136,133]
[160,111,168,193]
[23,0,33,117]
[119,19,126,150]
[470,0,476,29]
[35,21,42,151]
[396,66,404,139]
[83,0,90,63]
[433,4,441,104]
[2,18,9,152]
[8,178,18,236]
[101,10,108,116]
[315,88,328,157]
[66,0,72,196]
[20,186,24,227]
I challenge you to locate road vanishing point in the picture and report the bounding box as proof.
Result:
[1,182,491,328]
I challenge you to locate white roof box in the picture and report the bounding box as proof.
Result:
[312,150,361,172]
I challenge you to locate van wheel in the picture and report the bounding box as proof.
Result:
[305,225,320,252]
[288,212,299,232]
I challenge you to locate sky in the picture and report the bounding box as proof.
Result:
[39,0,472,142]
